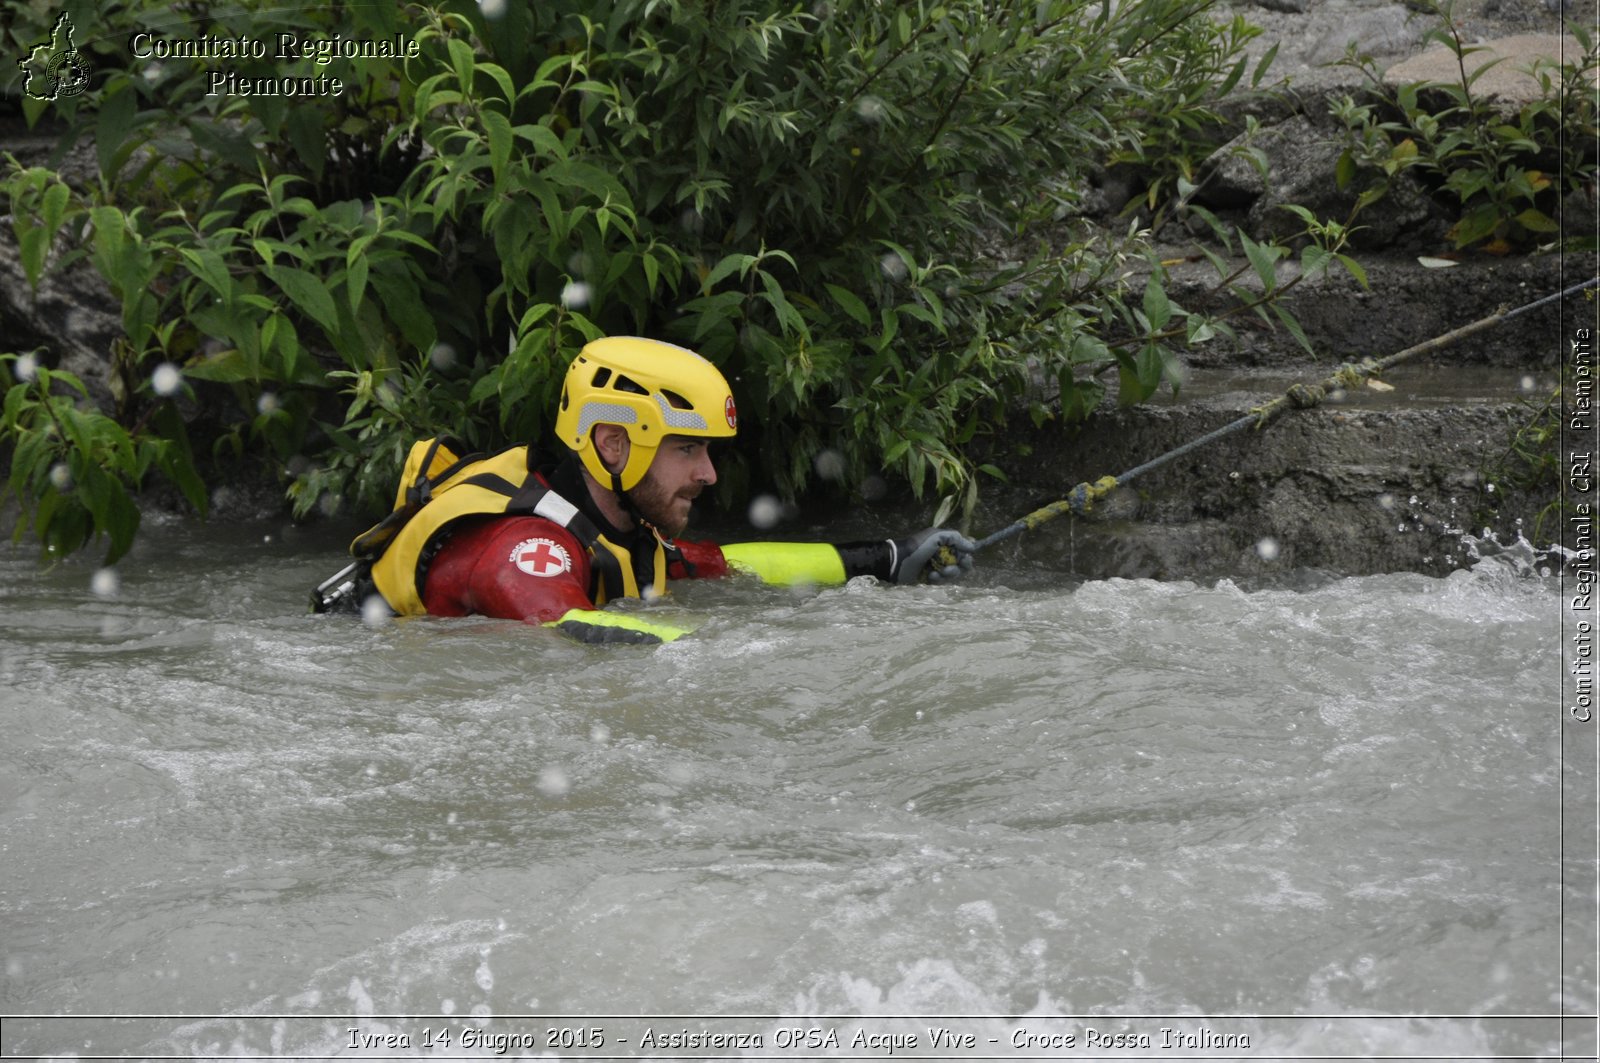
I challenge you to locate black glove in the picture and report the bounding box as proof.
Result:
[891,527,977,584]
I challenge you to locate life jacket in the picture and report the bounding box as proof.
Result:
[342,437,675,616]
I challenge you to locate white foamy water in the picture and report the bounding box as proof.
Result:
[0,518,1591,1060]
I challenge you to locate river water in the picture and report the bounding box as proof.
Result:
[0,513,1593,1061]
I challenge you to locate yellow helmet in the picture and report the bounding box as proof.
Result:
[555,336,739,492]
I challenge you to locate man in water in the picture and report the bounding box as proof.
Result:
[320,335,976,643]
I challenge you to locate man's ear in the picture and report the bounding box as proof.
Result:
[591,423,630,473]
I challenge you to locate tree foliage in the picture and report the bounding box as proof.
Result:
[2,0,1337,562]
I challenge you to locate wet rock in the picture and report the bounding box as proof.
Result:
[1383,33,1593,111]
[1306,5,1427,66]
[1196,114,1451,249]
[0,223,121,412]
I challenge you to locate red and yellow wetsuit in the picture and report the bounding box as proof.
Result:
[357,446,896,644]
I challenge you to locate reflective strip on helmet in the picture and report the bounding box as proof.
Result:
[576,400,639,437]
[654,393,708,431]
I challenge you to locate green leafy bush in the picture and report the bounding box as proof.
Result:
[1331,0,1598,252]
[3,0,1327,562]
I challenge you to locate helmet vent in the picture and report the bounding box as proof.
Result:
[613,374,648,396]
[590,367,612,389]
[661,389,694,410]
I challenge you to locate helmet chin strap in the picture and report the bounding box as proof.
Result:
[597,428,659,535]
[609,468,656,535]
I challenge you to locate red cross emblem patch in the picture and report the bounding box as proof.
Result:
[510,537,572,577]
[724,395,738,429]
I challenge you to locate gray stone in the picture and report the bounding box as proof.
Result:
[0,223,120,413]
[1382,33,1592,111]
[1308,5,1427,66]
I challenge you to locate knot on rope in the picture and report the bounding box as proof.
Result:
[1286,383,1325,409]
[1064,474,1120,515]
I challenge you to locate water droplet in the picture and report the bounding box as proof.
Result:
[151,362,182,397]
[474,960,494,992]
[90,568,120,598]
[478,0,507,17]
[256,391,279,415]
[879,252,908,282]
[48,463,72,491]
[814,448,845,481]
[440,998,457,1016]
[1520,375,1537,392]
[1377,493,1395,510]
[904,800,916,811]
[1255,537,1280,562]
[361,595,393,629]
[855,94,887,123]
[446,811,458,826]
[914,710,924,719]
[1486,483,1497,494]
[665,762,695,785]
[364,764,378,778]
[589,723,611,744]
[747,494,782,529]
[428,343,457,372]
[861,475,887,502]
[536,766,570,797]
[5,956,22,978]
[142,62,164,83]
[560,281,591,309]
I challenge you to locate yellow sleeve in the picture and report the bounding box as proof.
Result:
[720,541,848,586]
[545,608,693,645]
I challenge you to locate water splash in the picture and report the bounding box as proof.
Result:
[151,362,182,397]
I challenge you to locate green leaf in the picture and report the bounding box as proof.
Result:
[448,37,476,95]
[825,283,871,328]
[267,264,340,336]
[181,248,235,305]
[1142,273,1172,330]
[1335,149,1357,190]
[478,61,516,104]
[482,108,512,186]
[1299,245,1333,279]
[347,253,370,314]
[370,271,437,355]
[1515,208,1559,233]
[181,348,256,383]
[19,223,48,290]
[96,86,138,180]
[1271,301,1313,356]
[1239,232,1280,292]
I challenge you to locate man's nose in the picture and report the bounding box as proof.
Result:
[695,448,718,486]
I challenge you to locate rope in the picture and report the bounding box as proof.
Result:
[967,274,1600,555]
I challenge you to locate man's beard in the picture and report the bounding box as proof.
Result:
[628,467,697,538]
